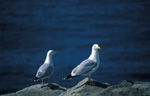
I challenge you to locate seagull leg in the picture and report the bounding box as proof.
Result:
[48,77,50,84]
[41,78,44,85]
[88,74,96,85]
[88,75,91,83]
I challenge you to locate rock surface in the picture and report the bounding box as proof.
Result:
[2,83,66,96]
[2,78,150,96]
[60,78,109,96]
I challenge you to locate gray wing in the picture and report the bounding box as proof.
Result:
[71,59,97,76]
[36,64,54,78]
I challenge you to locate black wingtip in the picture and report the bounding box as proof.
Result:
[63,74,79,80]
[33,77,40,82]
[63,74,73,80]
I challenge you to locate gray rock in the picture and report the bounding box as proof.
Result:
[59,78,110,96]
[2,83,66,96]
[2,78,150,96]
[98,80,150,96]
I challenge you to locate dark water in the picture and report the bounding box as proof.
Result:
[0,0,150,95]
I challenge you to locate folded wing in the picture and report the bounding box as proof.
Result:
[71,59,97,76]
[36,64,54,79]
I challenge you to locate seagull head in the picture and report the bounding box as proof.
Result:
[92,44,101,50]
[48,50,58,56]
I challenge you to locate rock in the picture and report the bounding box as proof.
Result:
[1,93,16,96]
[97,80,150,96]
[59,78,109,96]
[2,83,66,96]
[2,78,150,96]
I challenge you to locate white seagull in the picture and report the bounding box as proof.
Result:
[34,50,58,84]
[64,44,101,82]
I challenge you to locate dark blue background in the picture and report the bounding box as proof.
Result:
[0,0,150,95]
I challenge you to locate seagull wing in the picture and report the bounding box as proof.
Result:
[71,59,97,76]
[36,64,54,79]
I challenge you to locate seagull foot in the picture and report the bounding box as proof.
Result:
[88,81,96,86]
[41,83,49,85]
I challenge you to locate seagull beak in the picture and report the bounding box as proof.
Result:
[97,46,101,49]
[55,52,58,54]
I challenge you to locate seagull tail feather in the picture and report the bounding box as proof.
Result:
[63,74,79,80]
[33,77,40,82]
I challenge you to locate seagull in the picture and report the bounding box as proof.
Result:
[64,44,101,83]
[34,50,58,84]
